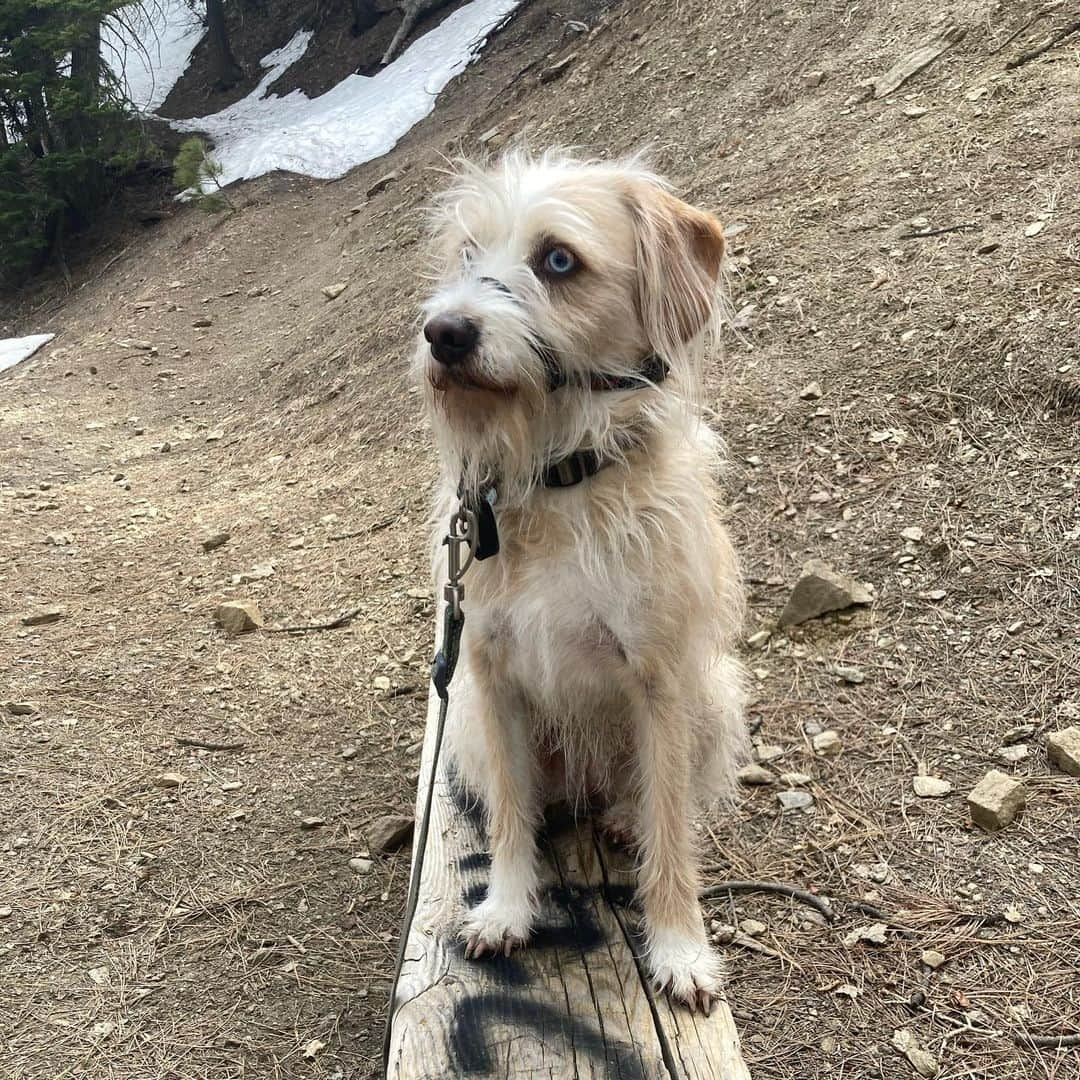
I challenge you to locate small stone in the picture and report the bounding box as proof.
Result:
[921,949,946,969]
[903,105,929,118]
[45,531,73,546]
[740,919,767,937]
[539,54,576,83]
[205,430,223,443]
[1047,727,1080,776]
[221,781,243,792]
[833,665,865,685]
[300,816,327,830]
[912,776,952,798]
[302,1039,325,1060]
[21,607,65,626]
[214,601,263,635]
[738,764,775,786]
[995,744,1029,764]
[1003,905,1024,924]
[372,675,391,691]
[4,702,38,716]
[901,526,925,542]
[812,730,842,756]
[341,745,358,760]
[802,69,825,87]
[780,771,812,787]
[349,856,374,873]
[1024,220,1046,238]
[777,789,814,811]
[287,537,305,549]
[798,381,822,400]
[919,589,948,601]
[746,629,772,649]
[477,125,501,144]
[976,241,1000,254]
[779,559,872,628]
[366,171,401,197]
[322,282,348,300]
[201,531,231,552]
[368,814,414,853]
[154,772,184,789]
[844,922,888,947]
[892,1029,940,1078]
[1002,724,1036,745]
[192,317,213,328]
[755,744,784,763]
[0,906,12,918]
[967,770,1026,831]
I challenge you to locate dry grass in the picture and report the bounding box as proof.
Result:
[2,0,1079,1076]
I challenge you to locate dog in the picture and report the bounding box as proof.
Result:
[411,151,748,1013]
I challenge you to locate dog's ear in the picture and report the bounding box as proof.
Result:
[627,182,726,354]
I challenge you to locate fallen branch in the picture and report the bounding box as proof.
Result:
[175,735,247,751]
[1006,19,1080,68]
[873,25,967,98]
[990,2,1062,55]
[899,222,978,239]
[1014,1032,1080,1049]
[264,606,364,634]
[700,879,835,922]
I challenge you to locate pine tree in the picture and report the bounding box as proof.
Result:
[172,136,233,213]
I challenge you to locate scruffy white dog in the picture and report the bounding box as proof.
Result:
[412,151,748,1013]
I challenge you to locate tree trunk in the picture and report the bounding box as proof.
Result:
[206,0,243,91]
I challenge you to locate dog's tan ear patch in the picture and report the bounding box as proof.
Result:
[629,183,726,350]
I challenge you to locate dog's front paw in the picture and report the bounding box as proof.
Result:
[461,896,533,960]
[646,927,725,1015]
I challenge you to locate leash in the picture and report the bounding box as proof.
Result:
[382,497,480,1074]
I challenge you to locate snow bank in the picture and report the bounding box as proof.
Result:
[173,0,521,188]
[104,0,206,113]
[0,334,55,375]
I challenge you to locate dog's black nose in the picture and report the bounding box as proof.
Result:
[424,313,479,366]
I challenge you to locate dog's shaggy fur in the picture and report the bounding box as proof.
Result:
[411,151,748,1011]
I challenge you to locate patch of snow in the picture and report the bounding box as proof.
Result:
[104,0,206,113]
[173,0,521,188]
[0,334,55,375]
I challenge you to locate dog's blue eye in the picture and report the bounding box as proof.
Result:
[544,247,576,275]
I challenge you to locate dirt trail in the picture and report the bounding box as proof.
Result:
[2,2,1078,1077]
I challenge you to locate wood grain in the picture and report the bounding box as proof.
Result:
[386,680,751,1079]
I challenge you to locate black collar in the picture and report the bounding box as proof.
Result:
[539,448,607,488]
[539,347,669,393]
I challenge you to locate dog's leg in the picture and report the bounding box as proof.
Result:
[630,672,723,1014]
[460,656,540,958]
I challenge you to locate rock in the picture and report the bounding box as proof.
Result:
[812,730,842,756]
[201,531,231,552]
[802,70,825,87]
[912,776,952,798]
[154,772,184,789]
[995,744,1029,764]
[349,856,374,873]
[21,607,65,626]
[0,906,12,918]
[798,380,822,400]
[738,764,775,786]
[302,1039,325,1060]
[366,170,401,197]
[1047,727,1080,776]
[919,588,948,601]
[844,922,888,947]
[477,125,501,144]
[205,430,223,443]
[1002,724,1036,745]
[976,241,1000,255]
[341,745,358,760]
[322,282,348,301]
[4,701,38,715]
[45,532,73,546]
[1024,220,1046,238]
[372,675,391,691]
[901,526,925,542]
[777,789,814,811]
[779,559,872,628]
[745,629,772,649]
[755,744,784,763]
[214,601,263,635]
[833,665,865,685]
[780,771,812,787]
[921,949,946,969]
[740,919,767,937]
[300,816,327,830]
[967,770,1026,831]
[192,317,213,328]
[368,814,414,853]
[892,1029,940,1078]
[540,54,576,83]
[903,105,929,118]
[710,923,737,944]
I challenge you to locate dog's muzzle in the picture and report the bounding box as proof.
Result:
[424,313,480,367]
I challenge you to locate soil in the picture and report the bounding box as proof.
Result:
[2,1,1079,1078]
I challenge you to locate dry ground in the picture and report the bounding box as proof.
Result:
[2,1,1079,1077]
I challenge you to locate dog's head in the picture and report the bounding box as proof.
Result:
[413,151,727,497]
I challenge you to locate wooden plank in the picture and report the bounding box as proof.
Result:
[386,677,751,1079]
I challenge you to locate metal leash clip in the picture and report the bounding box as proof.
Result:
[443,504,478,619]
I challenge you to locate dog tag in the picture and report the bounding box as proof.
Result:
[472,487,500,561]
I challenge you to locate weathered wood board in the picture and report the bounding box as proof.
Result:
[386,681,751,1079]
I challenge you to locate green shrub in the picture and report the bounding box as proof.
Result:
[172,137,234,214]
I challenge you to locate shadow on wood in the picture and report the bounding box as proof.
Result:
[385,682,751,1078]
